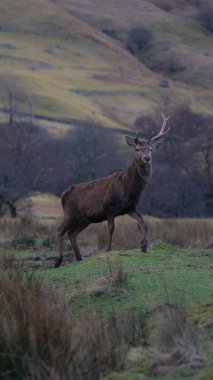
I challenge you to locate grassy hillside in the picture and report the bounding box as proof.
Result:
[64,0,213,88]
[0,214,212,378]
[1,238,212,379]
[38,244,213,313]
[0,0,212,133]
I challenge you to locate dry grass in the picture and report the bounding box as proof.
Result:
[151,301,205,374]
[147,218,213,248]
[105,257,128,288]
[96,216,213,250]
[0,215,54,243]
[0,259,147,380]
[85,257,128,299]
[1,215,212,253]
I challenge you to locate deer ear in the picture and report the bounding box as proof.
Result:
[151,138,164,149]
[125,136,136,148]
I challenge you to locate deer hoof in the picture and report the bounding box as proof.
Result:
[76,256,83,262]
[54,258,62,268]
[141,243,147,253]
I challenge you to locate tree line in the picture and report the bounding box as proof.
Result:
[0,103,212,218]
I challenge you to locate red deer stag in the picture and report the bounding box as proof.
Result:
[55,113,170,267]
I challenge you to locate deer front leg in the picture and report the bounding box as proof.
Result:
[128,209,148,253]
[106,216,115,251]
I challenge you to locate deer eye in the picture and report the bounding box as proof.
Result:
[150,147,153,151]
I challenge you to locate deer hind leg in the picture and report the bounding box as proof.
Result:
[68,221,89,261]
[106,216,115,252]
[55,222,70,268]
[128,209,148,253]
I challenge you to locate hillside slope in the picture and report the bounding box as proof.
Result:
[0,0,212,132]
[7,242,213,380]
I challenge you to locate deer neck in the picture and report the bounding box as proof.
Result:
[123,158,152,198]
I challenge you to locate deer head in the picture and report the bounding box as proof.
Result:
[125,113,171,165]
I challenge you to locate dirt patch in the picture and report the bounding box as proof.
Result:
[132,268,165,274]
[87,276,109,292]
[15,252,76,270]
[187,263,213,271]
[87,275,129,298]
[152,348,205,374]
[187,252,211,257]
[104,289,128,297]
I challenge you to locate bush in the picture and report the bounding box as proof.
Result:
[199,7,213,33]
[152,0,173,12]
[127,27,153,58]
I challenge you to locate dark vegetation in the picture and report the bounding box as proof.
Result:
[126,27,187,79]
[124,4,213,83]
[127,27,153,56]
[198,5,213,33]
[134,105,213,217]
[0,86,212,219]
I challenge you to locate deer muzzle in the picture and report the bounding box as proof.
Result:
[144,156,151,162]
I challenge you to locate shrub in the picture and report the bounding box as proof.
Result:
[127,27,153,58]
[199,6,213,33]
[152,0,173,12]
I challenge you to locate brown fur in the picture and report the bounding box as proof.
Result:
[55,137,156,267]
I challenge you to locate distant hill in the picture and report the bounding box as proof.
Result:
[0,0,212,132]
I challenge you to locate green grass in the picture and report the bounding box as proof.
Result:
[1,234,212,380]
[35,244,213,314]
[6,243,212,379]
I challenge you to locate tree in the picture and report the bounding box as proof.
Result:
[0,74,36,126]
[127,27,153,59]
[0,121,50,217]
[134,105,213,216]
[57,124,123,190]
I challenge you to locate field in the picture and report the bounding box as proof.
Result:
[0,216,212,379]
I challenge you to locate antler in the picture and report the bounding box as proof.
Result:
[149,113,171,143]
[135,132,139,144]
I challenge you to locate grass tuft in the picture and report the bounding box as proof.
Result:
[0,263,148,380]
[106,257,128,288]
[151,301,205,374]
